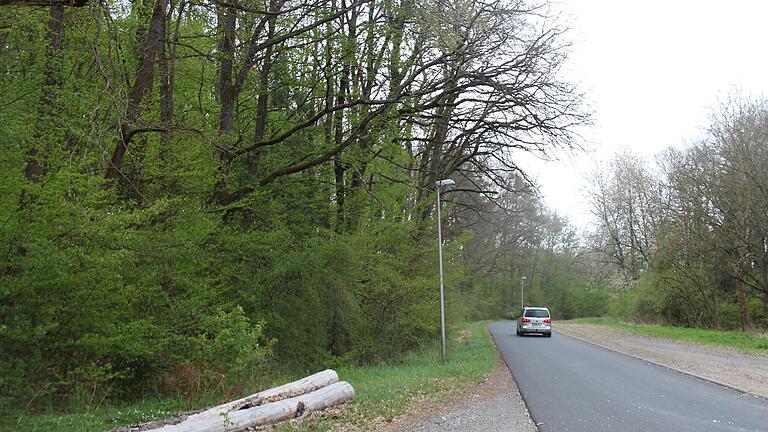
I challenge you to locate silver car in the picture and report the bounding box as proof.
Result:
[516,307,552,337]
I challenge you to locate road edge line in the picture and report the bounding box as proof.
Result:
[554,329,767,401]
[487,323,541,432]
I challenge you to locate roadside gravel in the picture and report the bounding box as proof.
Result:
[382,357,537,432]
[556,322,768,399]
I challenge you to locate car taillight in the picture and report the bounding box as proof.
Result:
[544,319,551,323]
[522,318,530,322]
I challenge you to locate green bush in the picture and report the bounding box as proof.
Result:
[748,298,766,327]
[717,301,742,330]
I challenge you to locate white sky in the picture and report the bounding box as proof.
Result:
[518,0,768,229]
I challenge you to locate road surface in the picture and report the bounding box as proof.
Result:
[488,321,768,432]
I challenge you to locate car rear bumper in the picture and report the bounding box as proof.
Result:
[519,326,551,334]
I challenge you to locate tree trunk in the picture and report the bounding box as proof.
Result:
[211,5,236,203]
[248,0,278,174]
[217,6,236,162]
[332,54,349,233]
[343,1,374,231]
[43,5,64,107]
[158,5,173,148]
[732,216,754,331]
[106,0,169,180]
[321,0,336,215]
[415,65,459,217]
[734,266,753,331]
[25,5,64,183]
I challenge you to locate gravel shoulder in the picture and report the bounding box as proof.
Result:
[381,355,537,432]
[556,322,768,399]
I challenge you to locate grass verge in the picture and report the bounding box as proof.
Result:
[3,321,496,432]
[284,320,496,431]
[564,317,768,354]
[1,398,189,432]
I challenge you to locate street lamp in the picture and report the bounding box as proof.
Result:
[521,276,527,310]
[435,178,455,363]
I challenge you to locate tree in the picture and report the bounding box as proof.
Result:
[587,96,768,330]
[0,0,587,410]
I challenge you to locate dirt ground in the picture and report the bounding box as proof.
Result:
[556,322,768,399]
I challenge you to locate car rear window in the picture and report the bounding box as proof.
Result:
[524,309,549,318]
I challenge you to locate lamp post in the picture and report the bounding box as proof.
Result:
[521,276,527,310]
[435,178,455,363]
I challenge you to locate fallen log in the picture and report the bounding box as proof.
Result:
[182,369,338,423]
[148,381,355,432]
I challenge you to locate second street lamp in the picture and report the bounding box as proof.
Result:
[435,178,455,363]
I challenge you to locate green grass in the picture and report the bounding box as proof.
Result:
[565,317,768,354]
[3,322,497,432]
[288,321,496,431]
[1,398,190,432]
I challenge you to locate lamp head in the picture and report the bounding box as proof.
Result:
[435,179,456,189]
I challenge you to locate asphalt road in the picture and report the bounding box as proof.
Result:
[488,321,768,432]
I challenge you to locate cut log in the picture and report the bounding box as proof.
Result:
[148,381,355,432]
[182,369,338,423]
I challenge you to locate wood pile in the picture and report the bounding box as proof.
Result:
[135,370,353,432]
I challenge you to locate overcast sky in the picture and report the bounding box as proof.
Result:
[518,0,768,229]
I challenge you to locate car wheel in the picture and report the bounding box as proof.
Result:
[545,333,552,338]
